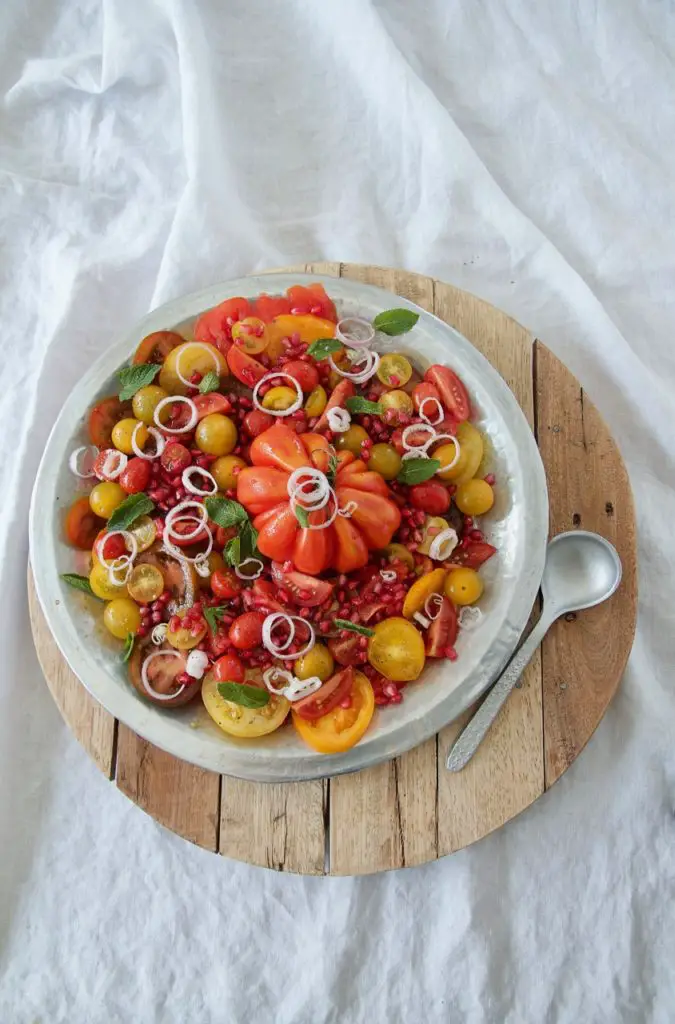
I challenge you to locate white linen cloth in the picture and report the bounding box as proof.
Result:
[1,2,673,1021]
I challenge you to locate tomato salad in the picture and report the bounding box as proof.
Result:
[61,284,497,755]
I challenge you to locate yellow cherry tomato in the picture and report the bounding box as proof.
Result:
[272,314,336,345]
[368,618,425,682]
[292,671,375,753]
[381,542,415,570]
[112,418,148,455]
[455,479,494,516]
[159,341,227,396]
[445,568,484,606]
[295,643,334,683]
[304,385,328,417]
[262,386,299,411]
[166,610,206,650]
[202,672,290,738]
[231,317,268,354]
[434,422,484,483]
[89,561,127,600]
[336,424,368,456]
[211,455,246,492]
[402,568,447,619]
[132,385,168,425]
[368,442,401,481]
[377,353,412,389]
[416,517,451,556]
[128,515,157,553]
[89,481,126,519]
[195,413,237,455]
[379,389,413,414]
[103,597,141,640]
[196,551,226,589]
[127,563,165,603]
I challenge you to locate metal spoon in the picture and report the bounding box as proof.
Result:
[446,531,622,772]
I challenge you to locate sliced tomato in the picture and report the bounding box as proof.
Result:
[227,345,268,387]
[444,542,497,570]
[119,457,151,494]
[293,667,353,720]
[168,519,209,547]
[286,284,337,321]
[327,633,365,667]
[193,393,232,420]
[132,330,184,365]
[65,497,104,549]
[246,579,286,614]
[412,381,441,414]
[424,365,471,422]
[271,564,334,606]
[211,569,241,599]
[88,396,131,447]
[293,670,374,753]
[282,359,319,393]
[243,409,275,437]
[194,298,252,353]
[426,596,458,657]
[253,294,292,321]
[128,644,200,706]
[314,379,356,432]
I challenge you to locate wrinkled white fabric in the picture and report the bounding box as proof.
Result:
[1,1,674,1021]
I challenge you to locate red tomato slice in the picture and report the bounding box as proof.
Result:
[88,396,131,447]
[253,294,292,321]
[243,409,275,438]
[412,380,441,413]
[247,579,287,614]
[168,520,209,547]
[270,564,334,606]
[424,365,471,422]
[444,542,497,570]
[314,379,355,432]
[193,393,232,420]
[426,597,458,657]
[194,298,252,353]
[281,359,319,393]
[132,331,184,365]
[286,284,337,322]
[65,497,104,549]
[293,667,354,720]
[327,633,364,667]
[226,345,268,387]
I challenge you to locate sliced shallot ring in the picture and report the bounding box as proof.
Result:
[252,372,303,417]
[235,557,264,580]
[164,524,213,565]
[418,397,444,426]
[195,560,211,578]
[401,422,437,452]
[338,500,358,517]
[327,348,380,384]
[413,611,431,629]
[132,423,165,460]
[153,395,198,434]
[432,436,461,473]
[68,445,98,479]
[287,467,330,511]
[326,407,351,433]
[108,557,134,586]
[428,528,459,562]
[175,343,221,389]
[424,593,444,619]
[165,501,209,540]
[151,623,168,645]
[140,651,186,702]
[380,569,397,582]
[101,449,128,479]
[95,530,138,569]
[285,676,323,701]
[335,316,375,349]
[263,667,295,695]
[262,613,315,661]
[182,466,218,496]
[458,606,483,631]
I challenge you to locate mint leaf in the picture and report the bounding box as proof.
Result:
[121,633,135,663]
[118,363,161,401]
[306,337,342,361]
[217,682,270,708]
[396,457,441,485]
[224,534,241,568]
[60,573,100,598]
[204,605,227,635]
[199,371,220,394]
[107,493,155,531]
[294,506,310,528]
[204,496,248,529]
[345,396,383,415]
[372,308,419,336]
[333,619,375,638]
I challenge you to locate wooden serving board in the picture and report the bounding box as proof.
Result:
[27,264,637,875]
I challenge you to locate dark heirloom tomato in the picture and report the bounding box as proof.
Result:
[132,330,184,365]
[228,611,266,650]
[65,497,104,549]
[424,365,470,422]
[425,597,458,657]
[88,396,131,447]
[227,345,268,387]
[128,644,200,707]
[292,667,354,720]
[119,457,151,494]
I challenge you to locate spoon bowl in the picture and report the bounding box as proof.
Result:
[542,530,623,615]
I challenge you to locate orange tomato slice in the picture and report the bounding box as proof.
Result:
[292,671,375,753]
[402,568,447,619]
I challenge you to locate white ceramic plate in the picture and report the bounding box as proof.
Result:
[30,274,548,782]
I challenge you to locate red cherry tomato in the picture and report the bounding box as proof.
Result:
[243,409,275,438]
[412,381,442,414]
[213,653,245,684]
[94,529,127,560]
[161,442,192,474]
[293,667,354,720]
[409,481,450,515]
[193,393,232,420]
[88,396,131,447]
[424,365,470,422]
[211,569,242,600]
[119,457,151,494]
[93,449,125,481]
[132,330,184,365]
[281,359,319,393]
[65,497,103,550]
[228,611,266,650]
[286,284,337,321]
[253,294,291,321]
[212,525,237,550]
[227,346,268,387]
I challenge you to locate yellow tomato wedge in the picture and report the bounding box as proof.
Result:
[292,671,375,753]
[402,568,447,619]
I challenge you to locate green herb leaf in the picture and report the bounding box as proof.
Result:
[118,363,161,401]
[217,682,270,708]
[372,308,419,336]
[204,605,227,635]
[396,457,441,485]
[204,496,248,529]
[60,573,100,598]
[121,633,135,663]
[345,396,383,416]
[294,506,310,528]
[306,337,343,361]
[107,493,155,531]
[333,618,375,638]
[224,534,241,568]
[199,371,220,394]
[326,451,338,485]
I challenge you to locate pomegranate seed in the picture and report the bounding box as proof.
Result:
[484,473,496,485]
[137,625,149,637]
[151,611,162,624]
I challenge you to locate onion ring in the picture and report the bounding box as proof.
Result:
[428,528,459,562]
[335,316,375,349]
[175,343,221,390]
[68,445,98,479]
[132,423,165,460]
[252,372,303,417]
[182,466,218,496]
[140,651,186,702]
[153,396,198,434]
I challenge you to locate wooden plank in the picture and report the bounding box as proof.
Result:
[115,726,220,851]
[220,779,326,874]
[433,280,545,855]
[535,343,637,786]
[27,568,116,777]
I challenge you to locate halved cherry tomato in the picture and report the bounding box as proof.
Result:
[93,528,127,561]
[193,393,232,420]
[88,396,131,447]
[424,365,470,422]
[160,442,191,474]
[228,611,266,650]
[169,519,209,547]
[132,330,184,365]
[314,379,356,432]
[194,298,252,353]
[425,596,458,657]
[282,359,319,393]
[292,667,354,721]
[328,633,364,667]
[444,542,497,570]
[227,345,268,387]
[93,449,126,481]
[412,380,442,414]
[119,457,151,494]
[409,481,450,515]
[213,653,245,684]
[247,579,287,614]
[286,284,337,321]
[271,565,334,606]
[253,294,292,321]
[243,409,275,438]
[293,670,375,753]
[65,496,104,549]
[211,569,242,600]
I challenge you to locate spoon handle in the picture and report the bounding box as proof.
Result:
[446,612,556,772]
